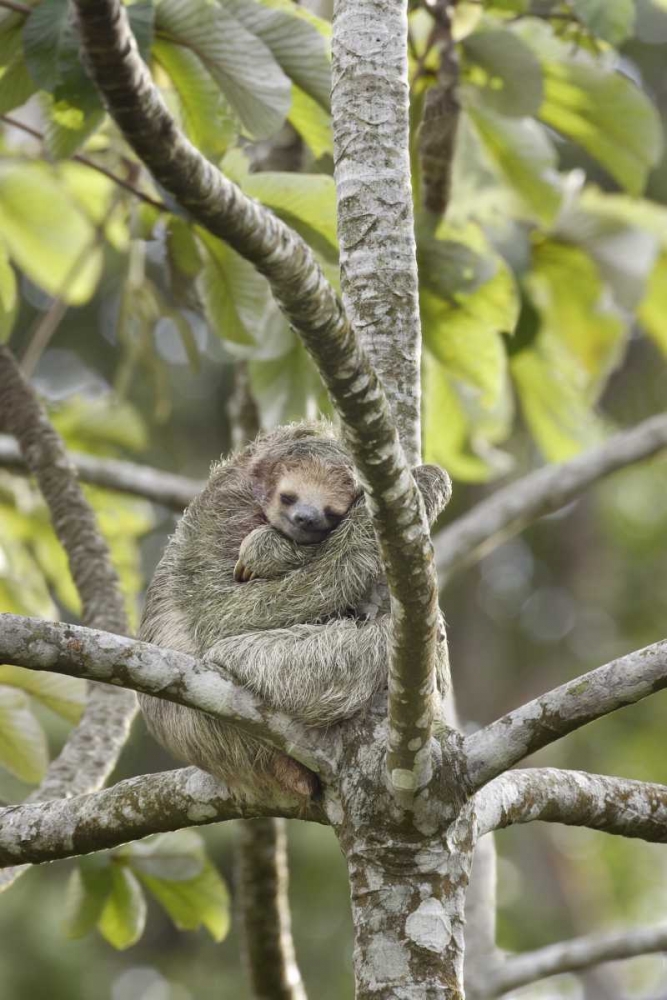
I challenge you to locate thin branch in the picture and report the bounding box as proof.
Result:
[465,833,500,1000]
[73,0,444,805]
[485,923,667,997]
[1,115,167,211]
[435,414,667,585]
[0,0,30,13]
[238,819,308,1000]
[0,348,136,890]
[0,433,203,509]
[416,0,459,221]
[464,638,667,789]
[0,767,325,868]
[475,768,667,843]
[0,614,336,776]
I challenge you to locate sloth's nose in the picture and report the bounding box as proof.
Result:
[291,504,323,530]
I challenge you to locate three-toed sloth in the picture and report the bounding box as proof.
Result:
[139,423,451,798]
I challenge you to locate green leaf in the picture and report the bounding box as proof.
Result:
[64,860,114,939]
[571,0,636,44]
[0,163,101,304]
[288,83,332,158]
[418,236,495,299]
[539,60,663,195]
[639,251,667,354]
[137,857,231,941]
[97,866,147,950]
[196,231,256,345]
[40,91,105,160]
[463,27,544,117]
[0,240,17,344]
[221,0,331,110]
[154,38,236,156]
[0,29,37,114]
[243,171,337,258]
[0,686,48,783]
[124,831,205,882]
[22,0,71,91]
[0,665,85,722]
[249,342,332,425]
[51,395,148,454]
[525,240,625,394]
[467,106,561,224]
[155,0,291,139]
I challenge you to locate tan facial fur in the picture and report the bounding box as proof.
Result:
[260,455,359,545]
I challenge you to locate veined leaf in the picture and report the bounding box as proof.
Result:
[571,0,635,44]
[153,37,236,156]
[22,0,72,91]
[0,163,101,303]
[540,60,663,195]
[0,665,85,723]
[463,27,544,117]
[220,0,331,110]
[155,0,290,139]
[288,84,332,158]
[0,686,48,783]
[97,867,147,950]
[250,342,332,426]
[196,231,256,345]
[467,105,561,224]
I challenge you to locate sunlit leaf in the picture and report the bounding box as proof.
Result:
[571,0,635,44]
[0,163,101,304]
[463,27,544,117]
[0,686,48,783]
[97,866,147,950]
[0,665,85,723]
[539,60,663,194]
[137,856,231,941]
[0,240,17,344]
[288,83,332,158]
[467,105,560,224]
[243,171,337,257]
[155,0,291,138]
[39,91,104,160]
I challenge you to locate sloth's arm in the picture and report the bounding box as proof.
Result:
[233,525,316,582]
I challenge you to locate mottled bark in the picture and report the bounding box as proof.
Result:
[465,639,667,789]
[331,0,445,804]
[73,0,442,807]
[436,414,667,585]
[0,768,324,867]
[238,819,307,1000]
[0,433,202,510]
[417,3,459,222]
[476,768,667,843]
[0,615,335,777]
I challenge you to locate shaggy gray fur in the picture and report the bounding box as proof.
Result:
[139,423,451,796]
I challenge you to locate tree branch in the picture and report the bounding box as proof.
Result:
[0,615,335,776]
[475,768,667,843]
[435,414,667,585]
[0,767,324,868]
[331,0,446,803]
[484,922,667,997]
[0,347,137,889]
[73,0,445,806]
[0,433,202,509]
[238,819,307,1000]
[464,639,667,789]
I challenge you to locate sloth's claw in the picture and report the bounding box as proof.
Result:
[233,560,254,583]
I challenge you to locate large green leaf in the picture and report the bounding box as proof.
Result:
[153,38,236,156]
[525,240,625,394]
[136,856,231,941]
[196,231,256,345]
[97,867,147,950]
[639,251,667,354]
[463,27,544,117]
[22,0,72,91]
[155,0,290,138]
[571,0,636,44]
[467,106,561,224]
[0,26,37,114]
[539,60,663,195]
[220,0,331,110]
[0,665,85,723]
[0,240,17,344]
[243,171,337,258]
[250,342,332,426]
[0,686,48,783]
[64,861,114,939]
[0,163,101,303]
[288,83,332,158]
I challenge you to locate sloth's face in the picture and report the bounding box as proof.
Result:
[267,464,358,545]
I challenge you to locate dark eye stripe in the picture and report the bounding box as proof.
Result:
[280,492,297,505]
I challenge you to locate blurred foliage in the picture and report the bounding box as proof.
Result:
[0,0,666,997]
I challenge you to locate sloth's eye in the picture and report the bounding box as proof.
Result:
[280,492,297,506]
[324,507,341,521]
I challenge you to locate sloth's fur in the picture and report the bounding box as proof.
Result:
[139,422,451,797]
